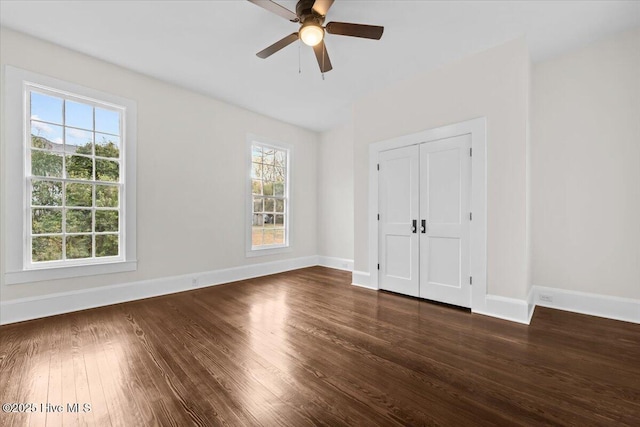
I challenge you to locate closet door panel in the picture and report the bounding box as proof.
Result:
[419,135,472,307]
[378,145,420,297]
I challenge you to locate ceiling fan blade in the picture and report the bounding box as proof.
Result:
[256,33,299,59]
[325,22,384,40]
[247,0,299,22]
[312,0,334,17]
[312,40,333,73]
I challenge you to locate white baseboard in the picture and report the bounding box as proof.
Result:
[0,256,318,325]
[527,286,536,320]
[352,270,375,289]
[533,285,640,324]
[471,286,640,325]
[473,294,533,325]
[317,256,354,272]
[4,261,636,326]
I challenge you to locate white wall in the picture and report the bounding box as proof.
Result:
[353,38,531,300]
[318,122,354,260]
[531,28,640,299]
[0,28,318,301]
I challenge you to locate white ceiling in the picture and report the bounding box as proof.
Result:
[1,1,639,132]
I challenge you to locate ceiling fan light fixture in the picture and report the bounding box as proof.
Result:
[299,23,324,46]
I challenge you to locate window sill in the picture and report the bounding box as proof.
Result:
[245,246,292,258]
[4,260,137,285]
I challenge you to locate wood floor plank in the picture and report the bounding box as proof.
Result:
[44,317,63,427]
[181,293,378,426]
[1,266,639,426]
[0,315,50,427]
[89,310,136,427]
[77,313,111,426]
[149,297,321,426]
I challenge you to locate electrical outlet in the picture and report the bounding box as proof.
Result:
[192,278,198,287]
[539,294,553,303]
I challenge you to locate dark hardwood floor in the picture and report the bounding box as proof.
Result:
[1,266,639,426]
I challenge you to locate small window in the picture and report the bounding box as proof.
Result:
[247,138,291,255]
[3,66,137,284]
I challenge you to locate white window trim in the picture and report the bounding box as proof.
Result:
[3,66,137,285]
[245,134,292,258]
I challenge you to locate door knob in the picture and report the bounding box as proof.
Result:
[412,219,417,233]
[421,219,426,233]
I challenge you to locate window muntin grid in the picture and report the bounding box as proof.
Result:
[250,143,288,249]
[27,86,124,265]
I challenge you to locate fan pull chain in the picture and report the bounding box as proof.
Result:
[298,40,301,74]
[322,42,325,81]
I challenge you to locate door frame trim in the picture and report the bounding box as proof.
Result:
[368,117,488,313]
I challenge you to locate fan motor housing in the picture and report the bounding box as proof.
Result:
[296,0,325,24]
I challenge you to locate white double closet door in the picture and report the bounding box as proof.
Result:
[378,134,471,308]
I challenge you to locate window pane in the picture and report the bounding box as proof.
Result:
[252,179,262,195]
[66,209,92,233]
[31,92,63,125]
[96,159,119,182]
[65,128,93,154]
[275,215,284,226]
[66,235,92,259]
[96,210,118,232]
[274,182,285,197]
[251,163,262,179]
[96,234,118,257]
[32,236,62,261]
[264,198,275,212]
[274,229,285,245]
[96,185,119,207]
[252,213,262,226]
[32,151,63,178]
[65,100,93,130]
[274,167,285,181]
[274,150,286,168]
[31,121,64,152]
[252,146,262,163]
[263,165,276,181]
[263,229,275,245]
[31,126,62,152]
[32,180,62,206]
[263,148,275,165]
[253,198,263,213]
[65,182,93,207]
[275,199,284,213]
[263,214,274,226]
[95,108,120,135]
[32,208,62,234]
[95,133,120,158]
[263,182,274,196]
[66,155,93,180]
[252,228,263,246]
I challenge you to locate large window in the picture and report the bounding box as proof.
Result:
[28,88,122,264]
[3,66,137,284]
[248,139,290,254]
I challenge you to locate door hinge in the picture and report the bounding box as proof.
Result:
[470,212,473,221]
[377,163,380,171]
[470,276,473,285]
[377,263,380,270]
[470,147,473,157]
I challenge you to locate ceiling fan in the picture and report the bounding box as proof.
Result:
[248,0,384,73]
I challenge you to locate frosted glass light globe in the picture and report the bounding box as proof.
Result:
[300,24,324,46]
